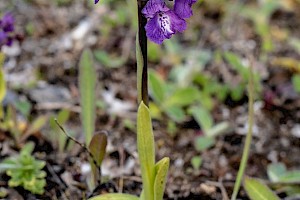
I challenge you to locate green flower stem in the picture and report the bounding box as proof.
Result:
[137,0,148,106]
[231,65,255,200]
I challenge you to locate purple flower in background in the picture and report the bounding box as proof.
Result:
[142,0,197,44]
[95,0,99,4]
[0,13,15,32]
[0,13,16,48]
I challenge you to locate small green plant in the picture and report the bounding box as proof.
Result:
[0,143,46,195]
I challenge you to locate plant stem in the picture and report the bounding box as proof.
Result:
[137,0,148,106]
[231,64,255,200]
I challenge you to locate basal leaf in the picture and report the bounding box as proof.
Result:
[154,157,169,200]
[137,102,155,200]
[244,177,280,200]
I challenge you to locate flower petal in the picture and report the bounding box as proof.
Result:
[95,0,99,4]
[174,0,197,19]
[145,10,187,44]
[166,10,186,33]
[145,15,167,44]
[142,0,169,18]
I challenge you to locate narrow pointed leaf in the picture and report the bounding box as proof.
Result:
[154,157,169,200]
[137,101,155,200]
[244,177,280,200]
[79,49,96,145]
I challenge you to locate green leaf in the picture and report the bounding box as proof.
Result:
[165,106,185,122]
[191,156,202,170]
[267,163,287,182]
[24,116,48,137]
[154,157,169,200]
[89,193,139,200]
[0,68,6,103]
[244,177,280,200]
[94,50,126,68]
[79,49,96,145]
[267,163,300,183]
[279,170,300,183]
[292,74,300,93]
[189,106,213,133]
[224,52,248,80]
[194,136,215,152]
[166,87,199,107]
[206,122,230,137]
[137,102,155,200]
[89,132,107,166]
[148,70,166,104]
[14,100,32,118]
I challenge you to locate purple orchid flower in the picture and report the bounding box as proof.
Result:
[0,13,16,48]
[142,0,197,44]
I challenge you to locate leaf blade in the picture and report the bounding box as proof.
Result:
[244,177,280,200]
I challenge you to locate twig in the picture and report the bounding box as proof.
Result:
[54,119,101,185]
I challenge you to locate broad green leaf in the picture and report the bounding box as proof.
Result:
[137,102,155,200]
[244,177,280,200]
[165,106,185,122]
[189,106,213,133]
[148,70,166,104]
[165,87,199,107]
[89,133,107,166]
[79,49,96,145]
[89,193,139,200]
[194,136,215,152]
[154,157,169,200]
[267,163,287,182]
